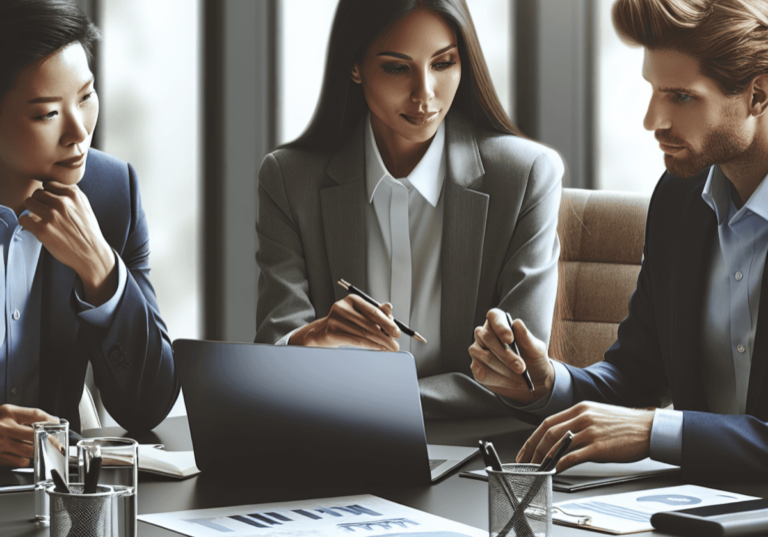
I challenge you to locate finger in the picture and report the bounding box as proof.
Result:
[42,180,77,197]
[348,295,401,338]
[555,444,595,473]
[326,322,398,351]
[18,214,43,236]
[487,308,514,345]
[327,313,399,351]
[30,188,67,209]
[517,411,573,463]
[474,324,525,377]
[1,437,35,460]
[22,196,54,220]
[512,318,546,361]
[380,302,394,317]
[10,406,57,426]
[470,337,520,381]
[0,451,31,469]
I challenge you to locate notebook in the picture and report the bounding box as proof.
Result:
[460,457,679,492]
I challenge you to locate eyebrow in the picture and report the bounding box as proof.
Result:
[659,86,697,95]
[376,44,457,61]
[27,78,94,104]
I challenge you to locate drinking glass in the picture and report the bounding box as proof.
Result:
[32,419,69,525]
[78,438,138,537]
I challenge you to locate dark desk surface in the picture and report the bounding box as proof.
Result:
[1,415,766,536]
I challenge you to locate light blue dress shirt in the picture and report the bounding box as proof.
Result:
[0,204,128,408]
[505,165,768,466]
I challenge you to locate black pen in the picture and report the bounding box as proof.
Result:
[84,447,102,494]
[338,279,427,343]
[479,440,504,471]
[51,469,70,494]
[506,312,534,394]
[538,430,574,473]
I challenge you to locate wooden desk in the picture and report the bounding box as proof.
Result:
[1,415,765,536]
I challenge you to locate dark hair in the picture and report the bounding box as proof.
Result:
[0,0,101,100]
[283,0,521,151]
[612,0,768,95]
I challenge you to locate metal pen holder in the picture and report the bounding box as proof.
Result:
[47,484,118,537]
[488,463,555,537]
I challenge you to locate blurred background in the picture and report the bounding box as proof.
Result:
[76,0,664,421]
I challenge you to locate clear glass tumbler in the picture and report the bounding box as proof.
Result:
[32,419,69,525]
[78,438,138,537]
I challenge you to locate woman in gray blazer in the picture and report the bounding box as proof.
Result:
[256,0,563,417]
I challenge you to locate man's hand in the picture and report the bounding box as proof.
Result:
[516,401,654,472]
[290,295,401,351]
[0,405,57,468]
[19,181,117,307]
[469,309,554,404]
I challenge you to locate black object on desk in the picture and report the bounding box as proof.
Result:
[338,279,427,343]
[651,498,768,536]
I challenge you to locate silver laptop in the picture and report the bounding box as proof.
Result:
[174,340,478,485]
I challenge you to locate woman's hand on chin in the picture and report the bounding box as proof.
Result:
[289,295,401,351]
[19,180,118,307]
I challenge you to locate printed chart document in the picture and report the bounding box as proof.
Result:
[139,494,486,537]
[554,484,758,534]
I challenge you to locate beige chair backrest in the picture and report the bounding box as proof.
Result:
[550,188,650,367]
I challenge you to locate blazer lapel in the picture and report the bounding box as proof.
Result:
[746,249,768,418]
[672,175,716,411]
[322,122,368,301]
[38,250,79,414]
[440,113,488,375]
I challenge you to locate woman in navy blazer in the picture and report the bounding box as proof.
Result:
[0,0,178,467]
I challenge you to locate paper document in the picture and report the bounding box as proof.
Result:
[553,484,758,534]
[460,458,679,492]
[138,494,486,537]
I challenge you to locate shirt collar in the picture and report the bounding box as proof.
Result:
[364,113,445,207]
[702,165,768,225]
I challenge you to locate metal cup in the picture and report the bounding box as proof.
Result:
[488,463,555,537]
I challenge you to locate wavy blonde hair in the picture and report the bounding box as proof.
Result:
[612,0,768,94]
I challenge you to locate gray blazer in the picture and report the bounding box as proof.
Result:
[255,111,563,417]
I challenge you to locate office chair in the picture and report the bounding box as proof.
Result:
[550,188,650,368]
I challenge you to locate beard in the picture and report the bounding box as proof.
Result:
[657,127,750,178]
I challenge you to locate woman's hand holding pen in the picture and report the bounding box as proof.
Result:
[516,401,654,473]
[469,309,554,404]
[289,295,401,351]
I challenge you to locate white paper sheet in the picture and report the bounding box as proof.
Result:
[554,484,758,534]
[138,494,486,537]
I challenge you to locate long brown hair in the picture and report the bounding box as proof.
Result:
[612,0,768,94]
[282,0,521,151]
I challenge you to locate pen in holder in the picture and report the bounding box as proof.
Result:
[488,464,555,537]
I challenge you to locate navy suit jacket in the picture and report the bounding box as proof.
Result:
[37,149,178,433]
[563,167,768,481]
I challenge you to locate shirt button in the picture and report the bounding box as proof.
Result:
[737,344,746,354]
[10,386,17,396]
[12,309,20,320]
[735,271,743,281]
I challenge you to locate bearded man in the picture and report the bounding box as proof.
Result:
[470,0,768,481]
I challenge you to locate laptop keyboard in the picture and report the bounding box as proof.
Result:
[429,459,447,471]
